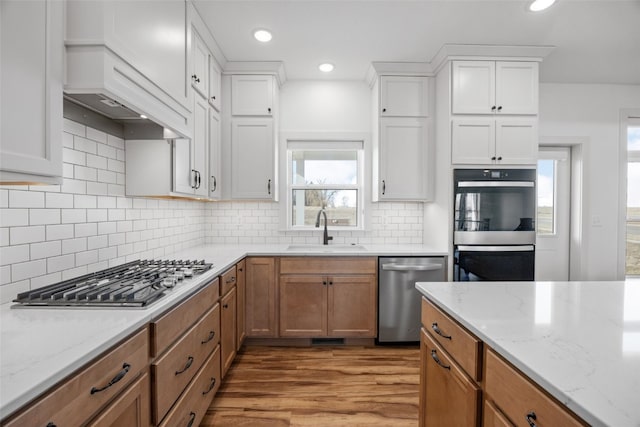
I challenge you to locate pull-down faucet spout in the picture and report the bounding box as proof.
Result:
[315,208,333,245]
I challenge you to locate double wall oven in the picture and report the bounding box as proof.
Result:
[453,169,536,281]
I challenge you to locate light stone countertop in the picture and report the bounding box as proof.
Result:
[415,280,640,427]
[0,243,445,420]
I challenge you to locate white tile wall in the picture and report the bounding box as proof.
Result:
[205,201,424,245]
[0,119,208,304]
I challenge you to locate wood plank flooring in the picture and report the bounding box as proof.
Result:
[202,345,420,427]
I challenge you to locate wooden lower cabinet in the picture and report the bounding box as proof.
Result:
[221,286,237,377]
[87,372,150,427]
[245,257,277,337]
[280,275,328,337]
[236,258,247,349]
[420,328,481,426]
[483,400,513,427]
[328,275,376,337]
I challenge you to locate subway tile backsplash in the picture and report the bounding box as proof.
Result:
[0,119,424,304]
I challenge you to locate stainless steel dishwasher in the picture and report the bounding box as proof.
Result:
[378,257,446,343]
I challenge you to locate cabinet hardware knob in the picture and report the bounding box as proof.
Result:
[430,350,451,370]
[175,356,194,375]
[90,363,130,394]
[525,411,537,427]
[329,281,333,286]
[323,280,327,286]
[491,156,497,161]
[212,95,216,100]
[47,422,57,427]
[203,377,217,395]
[497,156,503,161]
[268,107,272,113]
[497,106,503,112]
[223,303,229,308]
[239,268,243,272]
[382,108,386,113]
[201,331,215,344]
[187,412,196,427]
[382,180,386,195]
[431,322,452,340]
[491,105,497,111]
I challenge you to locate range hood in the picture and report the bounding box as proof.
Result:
[64,94,144,121]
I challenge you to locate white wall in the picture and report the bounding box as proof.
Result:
[206,79,426,245]
[539,83,640,280]
[0,120,208,304]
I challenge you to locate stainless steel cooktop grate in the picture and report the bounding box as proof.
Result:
[13,259,213,308]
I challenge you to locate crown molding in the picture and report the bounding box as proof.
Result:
[222,61,287,86]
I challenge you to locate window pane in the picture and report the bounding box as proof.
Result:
[627,161,640,276]
[537,159,555,235]
[291,189,358,227]
[628,126,640,151]
[291,150,358,185]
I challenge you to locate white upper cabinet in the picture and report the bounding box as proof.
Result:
[379,118,430,200]
[452,117,537,165]
[380,76,430,117]
[231,119,275,199]
[231,75,274,116]
[1,0,63,184]
[208,57,222,112]
[452,61,538,115]
[208,109,221,199]
[191,30,209,98]
[191,94,209,197]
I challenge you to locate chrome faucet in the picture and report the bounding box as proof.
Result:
[315,208,333,245]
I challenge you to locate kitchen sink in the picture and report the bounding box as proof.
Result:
[286,244,366,252]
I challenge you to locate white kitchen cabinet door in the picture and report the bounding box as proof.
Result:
[495,118,538,165]
[379,118,431,200]
[0,0,63,184]
[451,118,496,164]
[208,57,221,111]
[231,75,274,116]
[173,138,195,194]
[495,62,538,115]
[452,61,495,115]
[208,108,221,199]
[192,94,209,197]
[379,76,429,117]
[191,30,209,98]
[231,119,275,199]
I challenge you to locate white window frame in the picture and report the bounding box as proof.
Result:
[279,132,371,232]
[618,111,640,279]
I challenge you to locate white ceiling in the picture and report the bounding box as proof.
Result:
[193,0,640,84]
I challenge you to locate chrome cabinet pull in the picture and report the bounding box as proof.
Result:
[431,322,452,340]
[525,411,537,427]
[175,356,194,375]
[430,350,450,370]
[90,363,130,394]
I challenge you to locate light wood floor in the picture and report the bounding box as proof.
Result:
[202,345,420,427]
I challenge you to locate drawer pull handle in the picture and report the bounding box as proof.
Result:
[226,276,236,283]
[203,377,217,395]
[431,322,452,340]
[187,411,196,427]
[526,411,537,427]
[175,356,194,375]
[202,331,215,344]
[46,423,57,427]
[430,350,450,370]
[90,363,130,394]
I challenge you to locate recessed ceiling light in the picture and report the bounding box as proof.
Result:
[319,63,334,73]
[253,29,272,43]
[529,0,556,12]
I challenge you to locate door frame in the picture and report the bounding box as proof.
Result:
[617,109,640,279]
[539,136,588,280]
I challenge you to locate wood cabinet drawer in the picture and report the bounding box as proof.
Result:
[220,265,237,296]
[280,257,377,275]
[485,348,585,427]
[151,278,219,356]
[4,328,148,427]
[159,345,221,427]
[86,372,150,427]
[484,399,513,427]
[152,303,220,423]
[421,297,482,381]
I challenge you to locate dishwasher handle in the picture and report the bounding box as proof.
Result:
[381,263,442,272]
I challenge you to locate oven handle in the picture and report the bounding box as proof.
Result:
[457,245,534,252]
[458,181,534,188]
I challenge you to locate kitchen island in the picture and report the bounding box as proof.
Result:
[415,280,640,427]
[0,243,445,422]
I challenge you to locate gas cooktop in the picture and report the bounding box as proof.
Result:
[13,259,213,308]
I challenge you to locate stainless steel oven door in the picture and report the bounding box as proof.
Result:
[454,245,535,281]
